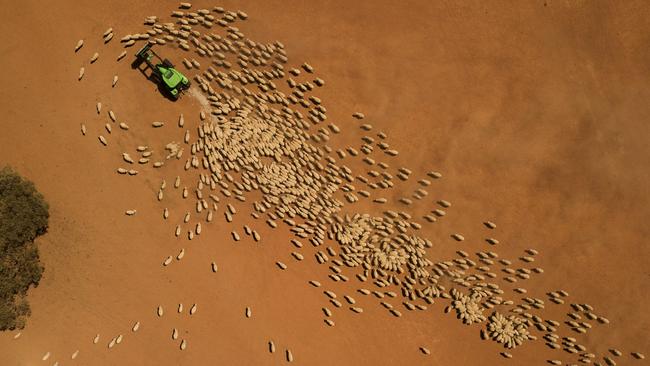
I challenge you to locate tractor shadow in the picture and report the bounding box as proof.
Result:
[130,57,177,102]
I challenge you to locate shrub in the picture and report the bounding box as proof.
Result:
[0,166,49,330]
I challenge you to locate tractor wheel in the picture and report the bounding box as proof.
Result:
[150,73,161,84]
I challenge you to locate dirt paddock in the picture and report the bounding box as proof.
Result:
[0,1,648,365]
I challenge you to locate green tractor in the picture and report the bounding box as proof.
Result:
[133,43,190,100]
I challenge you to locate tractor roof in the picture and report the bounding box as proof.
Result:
[158,66,185,88]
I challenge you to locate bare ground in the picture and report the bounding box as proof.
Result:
[0,1,648,365]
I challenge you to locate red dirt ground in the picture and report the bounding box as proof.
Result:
[0,1,648,365]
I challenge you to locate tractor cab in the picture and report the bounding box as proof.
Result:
[157,64,188,98]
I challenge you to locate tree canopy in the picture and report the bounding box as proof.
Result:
[0,166,49,330]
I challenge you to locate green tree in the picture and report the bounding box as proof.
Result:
[0,166,48,330]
